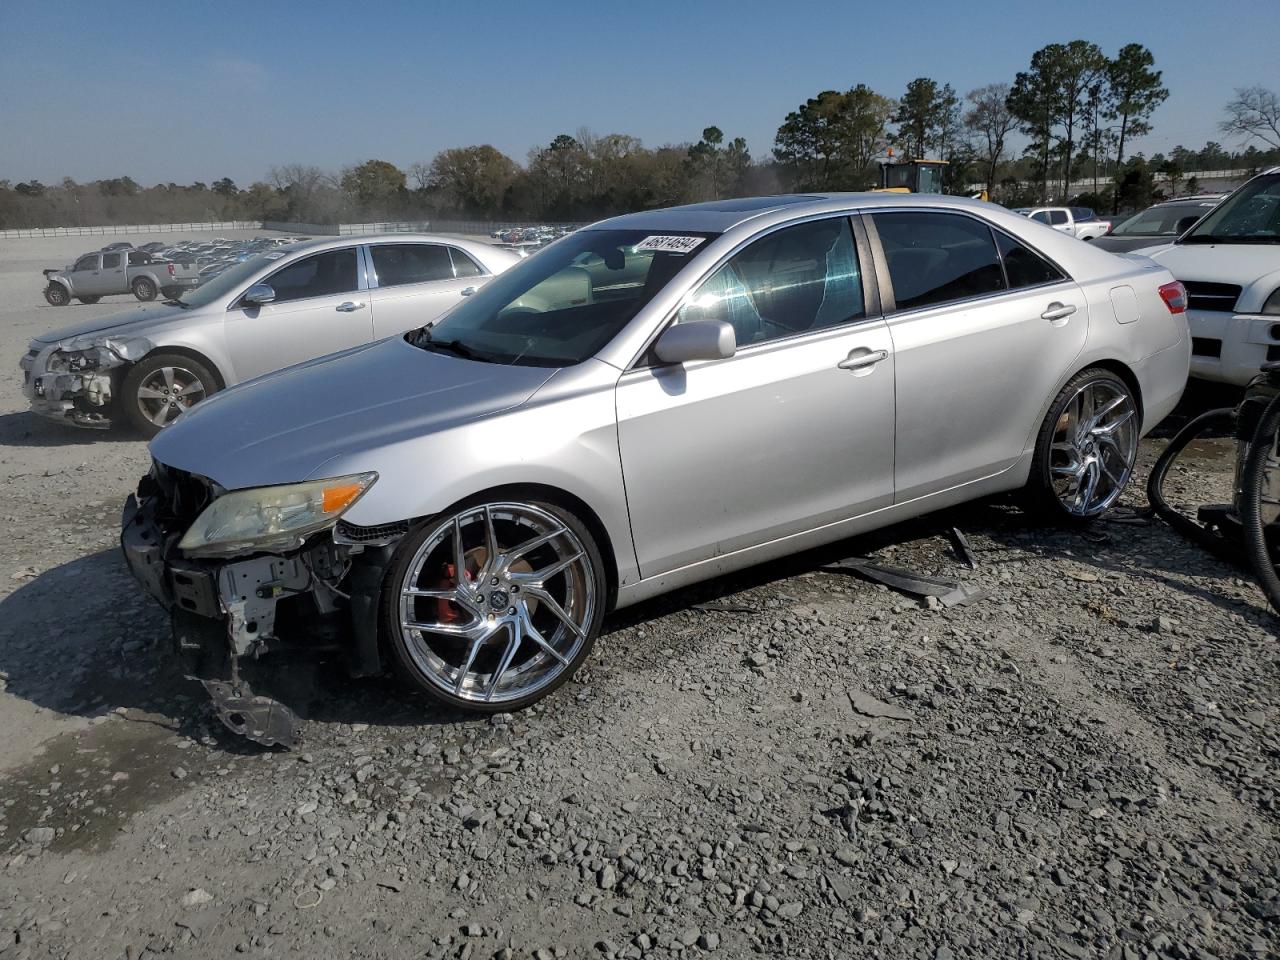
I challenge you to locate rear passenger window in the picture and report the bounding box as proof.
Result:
[995,232,1066,289]
[677,218,864,347]
[101,253,122,269]
[449,247,483,278]
[1049,210,1069,226]
[370,244,454,287]
[871,211,1005,310]
[265,248,358,303]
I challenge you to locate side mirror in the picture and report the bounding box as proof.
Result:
[1174,215,1200,235]
[653,319,736,365]
[241,282,276,307]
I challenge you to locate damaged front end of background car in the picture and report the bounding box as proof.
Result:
[121,461,400,746]
[20,334,154,429]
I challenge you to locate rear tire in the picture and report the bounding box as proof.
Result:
[381,499,606,713]
[1026,367,1140,522]
[77,296,101,304]
[119,353,219,437]
[131,277,157,302]
[44,283,70,306]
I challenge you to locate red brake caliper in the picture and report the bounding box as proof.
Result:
[435,562,473,624]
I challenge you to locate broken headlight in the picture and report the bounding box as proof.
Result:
[50,349,100,373]
[178,473,377,558]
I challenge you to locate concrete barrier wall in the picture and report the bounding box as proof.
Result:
[0,221,262,239]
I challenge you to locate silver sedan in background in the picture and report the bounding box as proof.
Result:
[20,235,519,435]
[121,193,1190,741]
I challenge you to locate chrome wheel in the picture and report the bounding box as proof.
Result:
[135,365,207,428]
[397,502,596,705]
[1049,379,1138,516]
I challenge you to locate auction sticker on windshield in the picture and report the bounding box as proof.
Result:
[636,235,705,254]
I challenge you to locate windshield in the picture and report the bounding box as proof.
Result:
[1181,173,1280,244]
[170,253,282,308]
[1114,203,1205,236]
[414,229,718,366]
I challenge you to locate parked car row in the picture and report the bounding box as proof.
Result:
[488,224,577,256]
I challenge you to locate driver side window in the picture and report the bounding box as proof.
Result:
[676,218,864,348]
[264,248,358,304]
[74,255,99,272]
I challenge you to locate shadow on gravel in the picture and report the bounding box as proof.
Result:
[2,473,1264,763]
[0,410,141,447]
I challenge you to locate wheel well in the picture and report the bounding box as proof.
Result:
[1086,359,1143,422]
[137,346,228,391]
[433,483,621,610]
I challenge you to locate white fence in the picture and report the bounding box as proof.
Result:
[0,220,262,240]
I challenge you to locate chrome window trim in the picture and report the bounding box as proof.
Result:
[622,210,882,373]
[862,207,1075,321]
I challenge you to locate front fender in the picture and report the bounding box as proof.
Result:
[44,272,74,293]
[312,384,641,590]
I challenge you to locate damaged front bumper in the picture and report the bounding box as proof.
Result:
[20,335,153,429]
[120,466,399,746]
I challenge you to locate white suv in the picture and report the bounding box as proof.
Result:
[1138,168,1280,386]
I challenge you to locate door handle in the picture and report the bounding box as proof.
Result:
[336,301,366,312]
[1041,302,1077,321]
[460,286,477,297]
[837,348,888,371]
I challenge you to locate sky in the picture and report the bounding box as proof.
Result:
[0,0,1274,187]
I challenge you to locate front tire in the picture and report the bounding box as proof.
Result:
[1026,367,1139,521]
[131,277,157,301]
[77,296,101,304]
[44,283,70,306]
[119,353,218,437]
[382,499,606,712]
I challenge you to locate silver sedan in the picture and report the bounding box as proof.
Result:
[121,194,1190,736]
[20,235,519,435]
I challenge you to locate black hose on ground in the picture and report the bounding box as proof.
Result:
[1238,391,1280,613]
[1146,407,1245,565]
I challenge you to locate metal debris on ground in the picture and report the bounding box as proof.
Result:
[199,679,299,748]
[948,527,979,569]
[822,558,989,607]
[690,601,758,613]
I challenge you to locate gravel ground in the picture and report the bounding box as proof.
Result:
[0,235,1277,960]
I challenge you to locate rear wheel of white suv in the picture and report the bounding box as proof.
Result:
[382,499,606,712]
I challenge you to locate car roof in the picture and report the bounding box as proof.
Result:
[268,233,498,256]
[593,192,1010,233]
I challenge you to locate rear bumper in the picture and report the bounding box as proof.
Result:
[1187,310,1280,386]
[1134,333,1191,436]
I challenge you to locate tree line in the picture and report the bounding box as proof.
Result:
[3,44,1278,230]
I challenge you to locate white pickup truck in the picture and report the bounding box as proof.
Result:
[1014,206,1112,241]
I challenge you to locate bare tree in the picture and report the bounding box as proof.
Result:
[408,161,432,191]
[964,83,1016,198]
[1219,86,1280,149]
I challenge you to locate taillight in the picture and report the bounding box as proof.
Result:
[1159,280,1187,314]
[167,263,176,277]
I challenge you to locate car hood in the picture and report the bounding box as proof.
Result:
[32,303,191,347]
[1140,242,1280,285]
[149,335,559,491]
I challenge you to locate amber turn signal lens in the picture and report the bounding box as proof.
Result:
[322,482,365,514]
